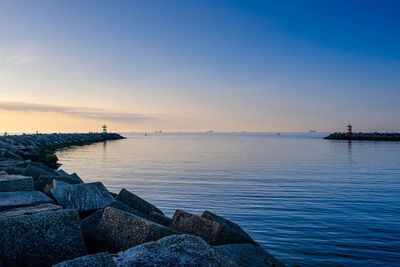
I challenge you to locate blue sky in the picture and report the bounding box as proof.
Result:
[0,0,399,132]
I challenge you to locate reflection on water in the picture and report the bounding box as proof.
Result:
[347,140,352,162]
[56,133,400,266]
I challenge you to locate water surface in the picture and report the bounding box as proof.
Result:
[56,132,400,266]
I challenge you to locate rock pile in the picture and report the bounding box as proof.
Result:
[0,133,284,266]
[324,132,400,141]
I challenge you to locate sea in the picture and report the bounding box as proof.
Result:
[55,132,400,266]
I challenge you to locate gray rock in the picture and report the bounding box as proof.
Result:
[70,172,84,183]
[53,252,116,267]
[0,159,26,169]
[56,169,84,184]
[50,182,115,212]
[0,203,62,219]
[28,161,55,173]
[35,175,73,192]
[56,169,70,177]
[149,210,173,226]
[202,210,257,245]
[92,207,179,253]
[113,234,237,267]
[40,174,82,185]
[170,209,254,246]
[0,175,34,192]
[81,209,105,237]
[0,191,54,211]
[116,188,164,216]
[0,171,7,175]
[215,243,285,267]
[52,179,70,188]
[5,166,25,175]
[108,199,149,218]
[23,164,54,179]
[2,150,23,160]
[0,209,87,267]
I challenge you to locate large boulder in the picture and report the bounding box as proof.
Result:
[89,207,179,253]
[0,159,26,170]
[5,166,25,175]
[23,164,54,179]
[81,202,171,253]
[34,175,79,192]
[215,243,285,267]
[53,252,116,267]
[0,191,54,211]
[113,234,237,267]
[109,200,171,226]
[50,182,115,212]
[81,209,105,253]
[0,203,61,219]
[202,211,257,245]
[149,210,173,226]
[56,169,84,184]
[170,209,255,246]
[28,161,55,173]
[2,150,23,160]
[0,209,87,266]
[116,188,164,215]
[0,175,34,192]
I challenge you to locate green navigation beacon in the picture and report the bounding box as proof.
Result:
[102,125,107,134]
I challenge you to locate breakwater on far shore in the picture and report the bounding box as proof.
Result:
[0,133,284,266]
[324,132,400,141]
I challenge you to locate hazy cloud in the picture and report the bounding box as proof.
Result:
[2,47,40,65]
[0,101,154,122]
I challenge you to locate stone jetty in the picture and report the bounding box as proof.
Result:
[324,132,400,141]
[0,133,284,267]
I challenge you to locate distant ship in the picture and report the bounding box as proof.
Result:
[309,130,317,133]
[206,130,214,133]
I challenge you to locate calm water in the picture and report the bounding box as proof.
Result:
[56,132,400,266]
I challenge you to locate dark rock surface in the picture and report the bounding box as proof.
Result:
[23,164,55,179]
[34,175,76,192]
[149,210,173,226]
[116,188,164,215]
[0,159,26,170]
[215,243,285,267]
[113,234,238,267]
[92,207,179,253]
[0,174,34,192]
[81,209,105,253]
[170,209,255,246]
[5,166,25,175]
[56,169,84,184]
[202,210,257,245]
[0,209,86,267]
[53,252,116,267]
[0,203,62,219]
[0,191,54,211]
[107,200,171,226]
[324,132,400,141]
[50,182,116,211]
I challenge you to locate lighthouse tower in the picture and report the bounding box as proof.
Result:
[102,125,107,134]
[346,124,352,135]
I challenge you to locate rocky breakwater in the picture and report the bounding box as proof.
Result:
[324,132,400,141]
[0,133,284,267]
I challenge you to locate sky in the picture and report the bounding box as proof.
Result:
[0,0,399,133]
